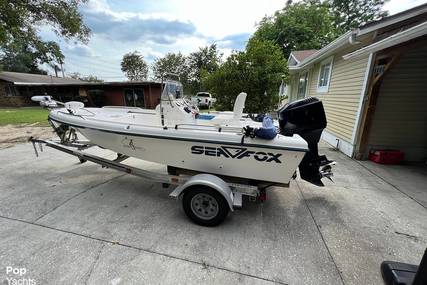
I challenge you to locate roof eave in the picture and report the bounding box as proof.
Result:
[343,21,427,60]
[358,4,427,36]
[12,82,91,86]
[288,53,300,65]
[12,81,163,86]
[289,31,353,71]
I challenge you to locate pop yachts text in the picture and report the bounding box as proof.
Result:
[191,145,282,163]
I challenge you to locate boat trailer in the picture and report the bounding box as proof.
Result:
[29,137,278,226]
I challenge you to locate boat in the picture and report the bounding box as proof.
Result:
[31,80,333,226]
[33,80,333,186]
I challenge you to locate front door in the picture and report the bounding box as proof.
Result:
[124,89,145,107]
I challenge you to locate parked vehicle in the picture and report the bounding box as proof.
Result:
[192,92,216,108]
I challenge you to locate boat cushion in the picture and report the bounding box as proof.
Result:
[198,114,215,120]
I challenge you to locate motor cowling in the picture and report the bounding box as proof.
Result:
[277,97,333,186]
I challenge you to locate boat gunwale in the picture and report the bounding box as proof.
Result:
[58,110,243,133]
[49,115,309,153]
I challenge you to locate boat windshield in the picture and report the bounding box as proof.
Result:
[161,80,183,100]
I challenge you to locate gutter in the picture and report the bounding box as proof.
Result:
[343,21,427,60]
[12,81,163,87]
[289,31,353,71]
[12,82,90,86]
[357,4,427,36]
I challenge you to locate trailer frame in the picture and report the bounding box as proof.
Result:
[29,137,276,226]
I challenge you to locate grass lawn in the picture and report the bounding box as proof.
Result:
[0,107,49,126]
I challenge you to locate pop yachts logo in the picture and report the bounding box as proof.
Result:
[191,145,282,163]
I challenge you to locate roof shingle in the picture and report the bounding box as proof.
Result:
[0,71,83,84]
[290,50,318,62]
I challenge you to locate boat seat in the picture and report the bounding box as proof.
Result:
[233,92,247,120]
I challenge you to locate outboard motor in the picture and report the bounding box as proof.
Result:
[278,97,334,186]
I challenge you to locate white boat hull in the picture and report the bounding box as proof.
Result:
[76,127,306,184]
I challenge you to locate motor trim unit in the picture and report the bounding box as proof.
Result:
[278,97,334,186]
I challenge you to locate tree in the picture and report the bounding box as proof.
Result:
[187,44,222,94]
[69,72,103,82]
[121,51,149,81]
[0,42,50,74]
[203,40,287,113]
[152,52,190,83]
[0,0,90,72]
[251,0,338,59]
[328,0,389,33]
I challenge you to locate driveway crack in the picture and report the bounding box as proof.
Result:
[296,181,346,285]
[34,174,126,223]
[84,243,105,284]
[354,161,427,211]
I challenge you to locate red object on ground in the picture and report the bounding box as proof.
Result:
[258,190,267,201]
[369,150,404,164]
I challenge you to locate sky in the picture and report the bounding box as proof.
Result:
[41,0,426,80]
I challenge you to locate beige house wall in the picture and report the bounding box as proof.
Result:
[305,48,370,143]
[287,42,371,156]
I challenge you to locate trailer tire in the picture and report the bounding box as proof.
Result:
[182,186,229,227]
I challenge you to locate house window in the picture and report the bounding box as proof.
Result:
[297,72,308,99]
[4,84,17,96]
[317,57,333,93]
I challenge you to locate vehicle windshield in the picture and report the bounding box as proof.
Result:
[197,93,210,97]
[161,80,183,100]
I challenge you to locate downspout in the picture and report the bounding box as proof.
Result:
[347,28,369,158]
[348,30,361,45]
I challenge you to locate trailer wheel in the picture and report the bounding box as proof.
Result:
[182,186,229,227]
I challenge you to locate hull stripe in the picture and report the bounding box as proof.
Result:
[49,116,308,153]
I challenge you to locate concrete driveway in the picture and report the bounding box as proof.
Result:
[0,142,426,285]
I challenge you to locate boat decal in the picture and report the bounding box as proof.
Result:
[121,137,145,151]
[48,116,308,153]
[191,145,282,163]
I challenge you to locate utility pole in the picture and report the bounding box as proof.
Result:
[60,60,65,77]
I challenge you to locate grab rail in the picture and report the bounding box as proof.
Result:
[127,110,157,115]
[57,108,96,119]
[174,123,242,133]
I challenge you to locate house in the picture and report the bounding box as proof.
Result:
[0,72,84,107]
[89,81,163,108]
[0,71,163,109]
[286,4,427,162]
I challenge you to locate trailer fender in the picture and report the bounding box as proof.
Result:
[169,174,234,211]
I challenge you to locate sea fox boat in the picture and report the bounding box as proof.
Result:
[31,80,333,226]
[34,80,332,186]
